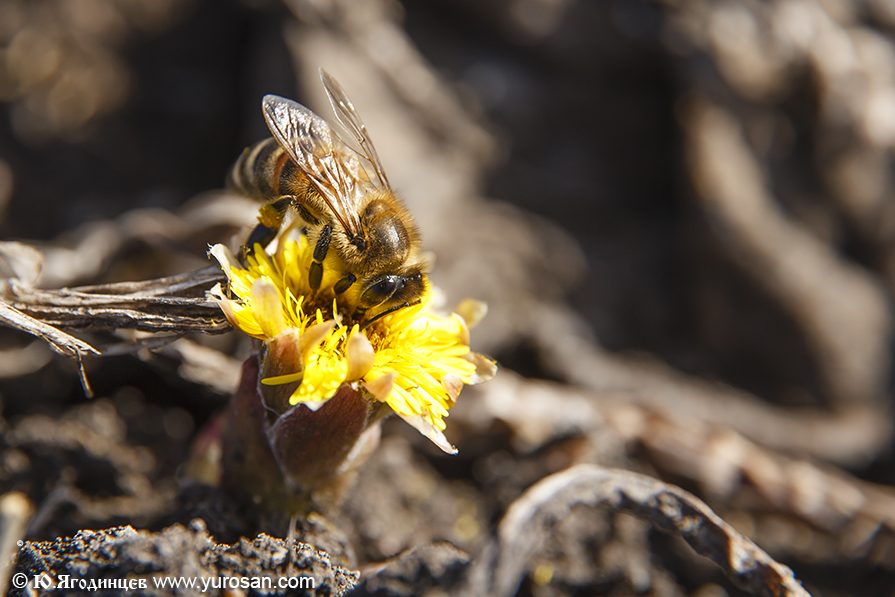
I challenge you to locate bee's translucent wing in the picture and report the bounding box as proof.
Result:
[261,94,365,239]
[319,68,391,190]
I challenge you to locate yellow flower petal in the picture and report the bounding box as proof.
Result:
[345,326,375,381]
[299,321,337,360]
[397,412,457,455]
[364,373,396,402]
[455,298,488,329]
[251,278,288,338]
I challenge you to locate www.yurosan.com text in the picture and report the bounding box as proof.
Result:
[13,572,315,592]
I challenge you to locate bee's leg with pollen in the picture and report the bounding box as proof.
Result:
[244,223,278,257]
[309,224,332,290]
[243,196,293,258]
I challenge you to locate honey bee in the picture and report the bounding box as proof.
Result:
[228,69,426,323]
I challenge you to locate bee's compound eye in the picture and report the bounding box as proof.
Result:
[361,275,400,306]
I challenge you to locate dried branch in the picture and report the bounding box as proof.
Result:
[462,465,812,597]
[464,371,895,564]
[0,239,232,394]
[0,260,230,343]
[0,299,100,358]
[9,266,225,304]
[609,403,895,541]
[8,304,229,335]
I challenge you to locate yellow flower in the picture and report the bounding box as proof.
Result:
[208,233,493,453]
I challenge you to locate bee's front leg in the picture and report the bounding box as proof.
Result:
[305,217,356,294]
[333,273,356,294]
[308,225,332,289]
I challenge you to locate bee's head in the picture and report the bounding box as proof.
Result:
[359,269,426,313]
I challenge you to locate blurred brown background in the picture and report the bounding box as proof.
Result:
[2,0,895,595]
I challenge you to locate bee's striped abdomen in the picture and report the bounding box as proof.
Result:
[227,137,300,202]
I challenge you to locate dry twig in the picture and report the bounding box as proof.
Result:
[0,264,229,346]
[462,465,812,597]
